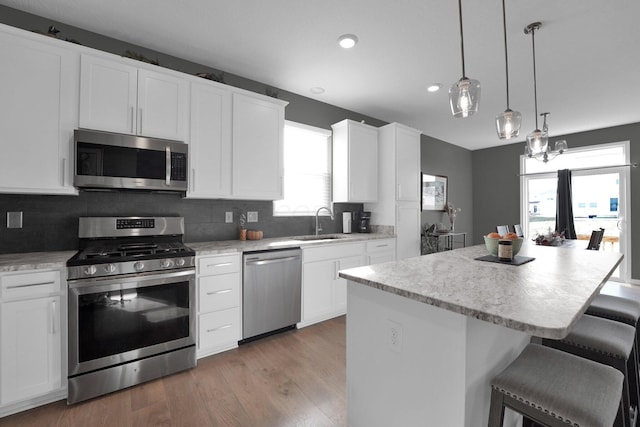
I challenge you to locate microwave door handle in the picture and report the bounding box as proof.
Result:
[165,145,171,186]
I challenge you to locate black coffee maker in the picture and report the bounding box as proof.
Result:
[358,211,371,233]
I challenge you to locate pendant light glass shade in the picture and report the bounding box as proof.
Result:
[495,0,521,139]
[450,77,480,118]
[496,109,522,139]
[449,0,480,118]
[526,128,548,154]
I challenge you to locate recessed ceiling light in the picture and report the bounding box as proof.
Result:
[337,34,358,49]
[427,84,442,92]
[310,87,325,95]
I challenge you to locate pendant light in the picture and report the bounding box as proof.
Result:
[495,0,521,139]
[524,22,568,163]
[449,0,480,118]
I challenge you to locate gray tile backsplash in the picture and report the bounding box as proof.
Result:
[0,191,363,254]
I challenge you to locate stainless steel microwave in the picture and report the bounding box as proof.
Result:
[73,129,188,192]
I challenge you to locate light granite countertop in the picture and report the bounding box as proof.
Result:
[188,232,394,256]
[339,243,623,339]
[0,233,393,272]
[0,250,78,272]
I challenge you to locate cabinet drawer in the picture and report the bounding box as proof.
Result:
[197,253,240,276]
[199,273,240,312]
[303,242,363,263]
[366,239,396,253]
[1,270,61,300]
[199,307,240,350]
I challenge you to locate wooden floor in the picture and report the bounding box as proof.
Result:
[0,316,346,427]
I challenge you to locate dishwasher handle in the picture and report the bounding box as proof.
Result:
[245,255,300,266]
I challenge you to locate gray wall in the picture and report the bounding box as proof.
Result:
[472,123,639,280]
[420,135,473,238]
[0,5,385,254]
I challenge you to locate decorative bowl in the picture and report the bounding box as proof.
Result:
[483,235,523,257]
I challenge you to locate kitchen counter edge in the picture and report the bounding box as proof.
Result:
[0,233,395,271]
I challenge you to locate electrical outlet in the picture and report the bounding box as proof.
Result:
[7,212,23,229]
[387,319,402,353]
[247,211,258,222]
[225,212,233,223]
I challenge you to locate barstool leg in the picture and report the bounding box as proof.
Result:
[487,389,505,427]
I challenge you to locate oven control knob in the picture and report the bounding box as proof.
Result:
[84,265,97,276]
[104,263,116,274]
[175,258,186,267]
[161,259,174,268]
[134,261,145,272]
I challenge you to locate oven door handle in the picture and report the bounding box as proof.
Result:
[68,268,195,293]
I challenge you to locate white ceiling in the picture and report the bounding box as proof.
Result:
[2,0,639,151]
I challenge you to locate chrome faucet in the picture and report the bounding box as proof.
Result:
[315,206,334,236]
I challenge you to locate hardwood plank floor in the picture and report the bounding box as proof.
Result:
[0,316,346,427]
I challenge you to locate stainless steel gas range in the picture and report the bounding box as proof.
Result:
[66,217,196,404]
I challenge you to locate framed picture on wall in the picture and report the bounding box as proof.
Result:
[421,173,447,211]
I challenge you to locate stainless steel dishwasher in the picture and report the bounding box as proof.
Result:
[242,248,302,341]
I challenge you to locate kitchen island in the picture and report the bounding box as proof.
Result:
[339,243,623,427]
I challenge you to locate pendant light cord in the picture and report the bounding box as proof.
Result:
[530,25,539,129]
[457,0,466,78]
[501,0,510,109]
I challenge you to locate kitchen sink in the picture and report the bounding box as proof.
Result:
[292,235,347,241]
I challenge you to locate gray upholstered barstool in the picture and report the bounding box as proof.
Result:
[586,293,640,409]
[488,343,624,427]
[542,314,637,426]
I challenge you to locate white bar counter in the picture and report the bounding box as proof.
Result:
[339,244,623,427]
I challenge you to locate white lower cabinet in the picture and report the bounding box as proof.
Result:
[0,269,65,416]
[300,242,365,328]
[196,253,242,358]
[365,238,397,265]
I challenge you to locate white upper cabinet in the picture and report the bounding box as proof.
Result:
[79,55,137,134]
[332,119,378,203]
[79,54,189,141]
[394,124,421,201]
[0,26,79,195]
[231,92,287,200]
[188,80,232,198]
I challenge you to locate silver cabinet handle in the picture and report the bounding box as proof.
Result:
[138,108,143,133]
[7,281,55,289]
[165,145,171,185]
[207,324,232,333]
[130,106,135,133]
[206,262,233,268]
[207,289,232,295]
[51,300,57,334]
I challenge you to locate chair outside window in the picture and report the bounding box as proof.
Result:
[497,225,510,236]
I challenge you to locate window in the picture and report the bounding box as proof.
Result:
[273,121,332,216]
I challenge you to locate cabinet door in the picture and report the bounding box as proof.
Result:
[395,126,420,202]
[232,92,284,200]
[348,124,378,202]
[302,259,335,322]
[79,54,138,134]
[397,203,421,260]
[334,255,364,311]
[0,31,78,194]
[137,68,189,140]
[1,296,61,405]
[188,81,232,198]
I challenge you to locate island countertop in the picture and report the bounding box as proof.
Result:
[339,243,623,339]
